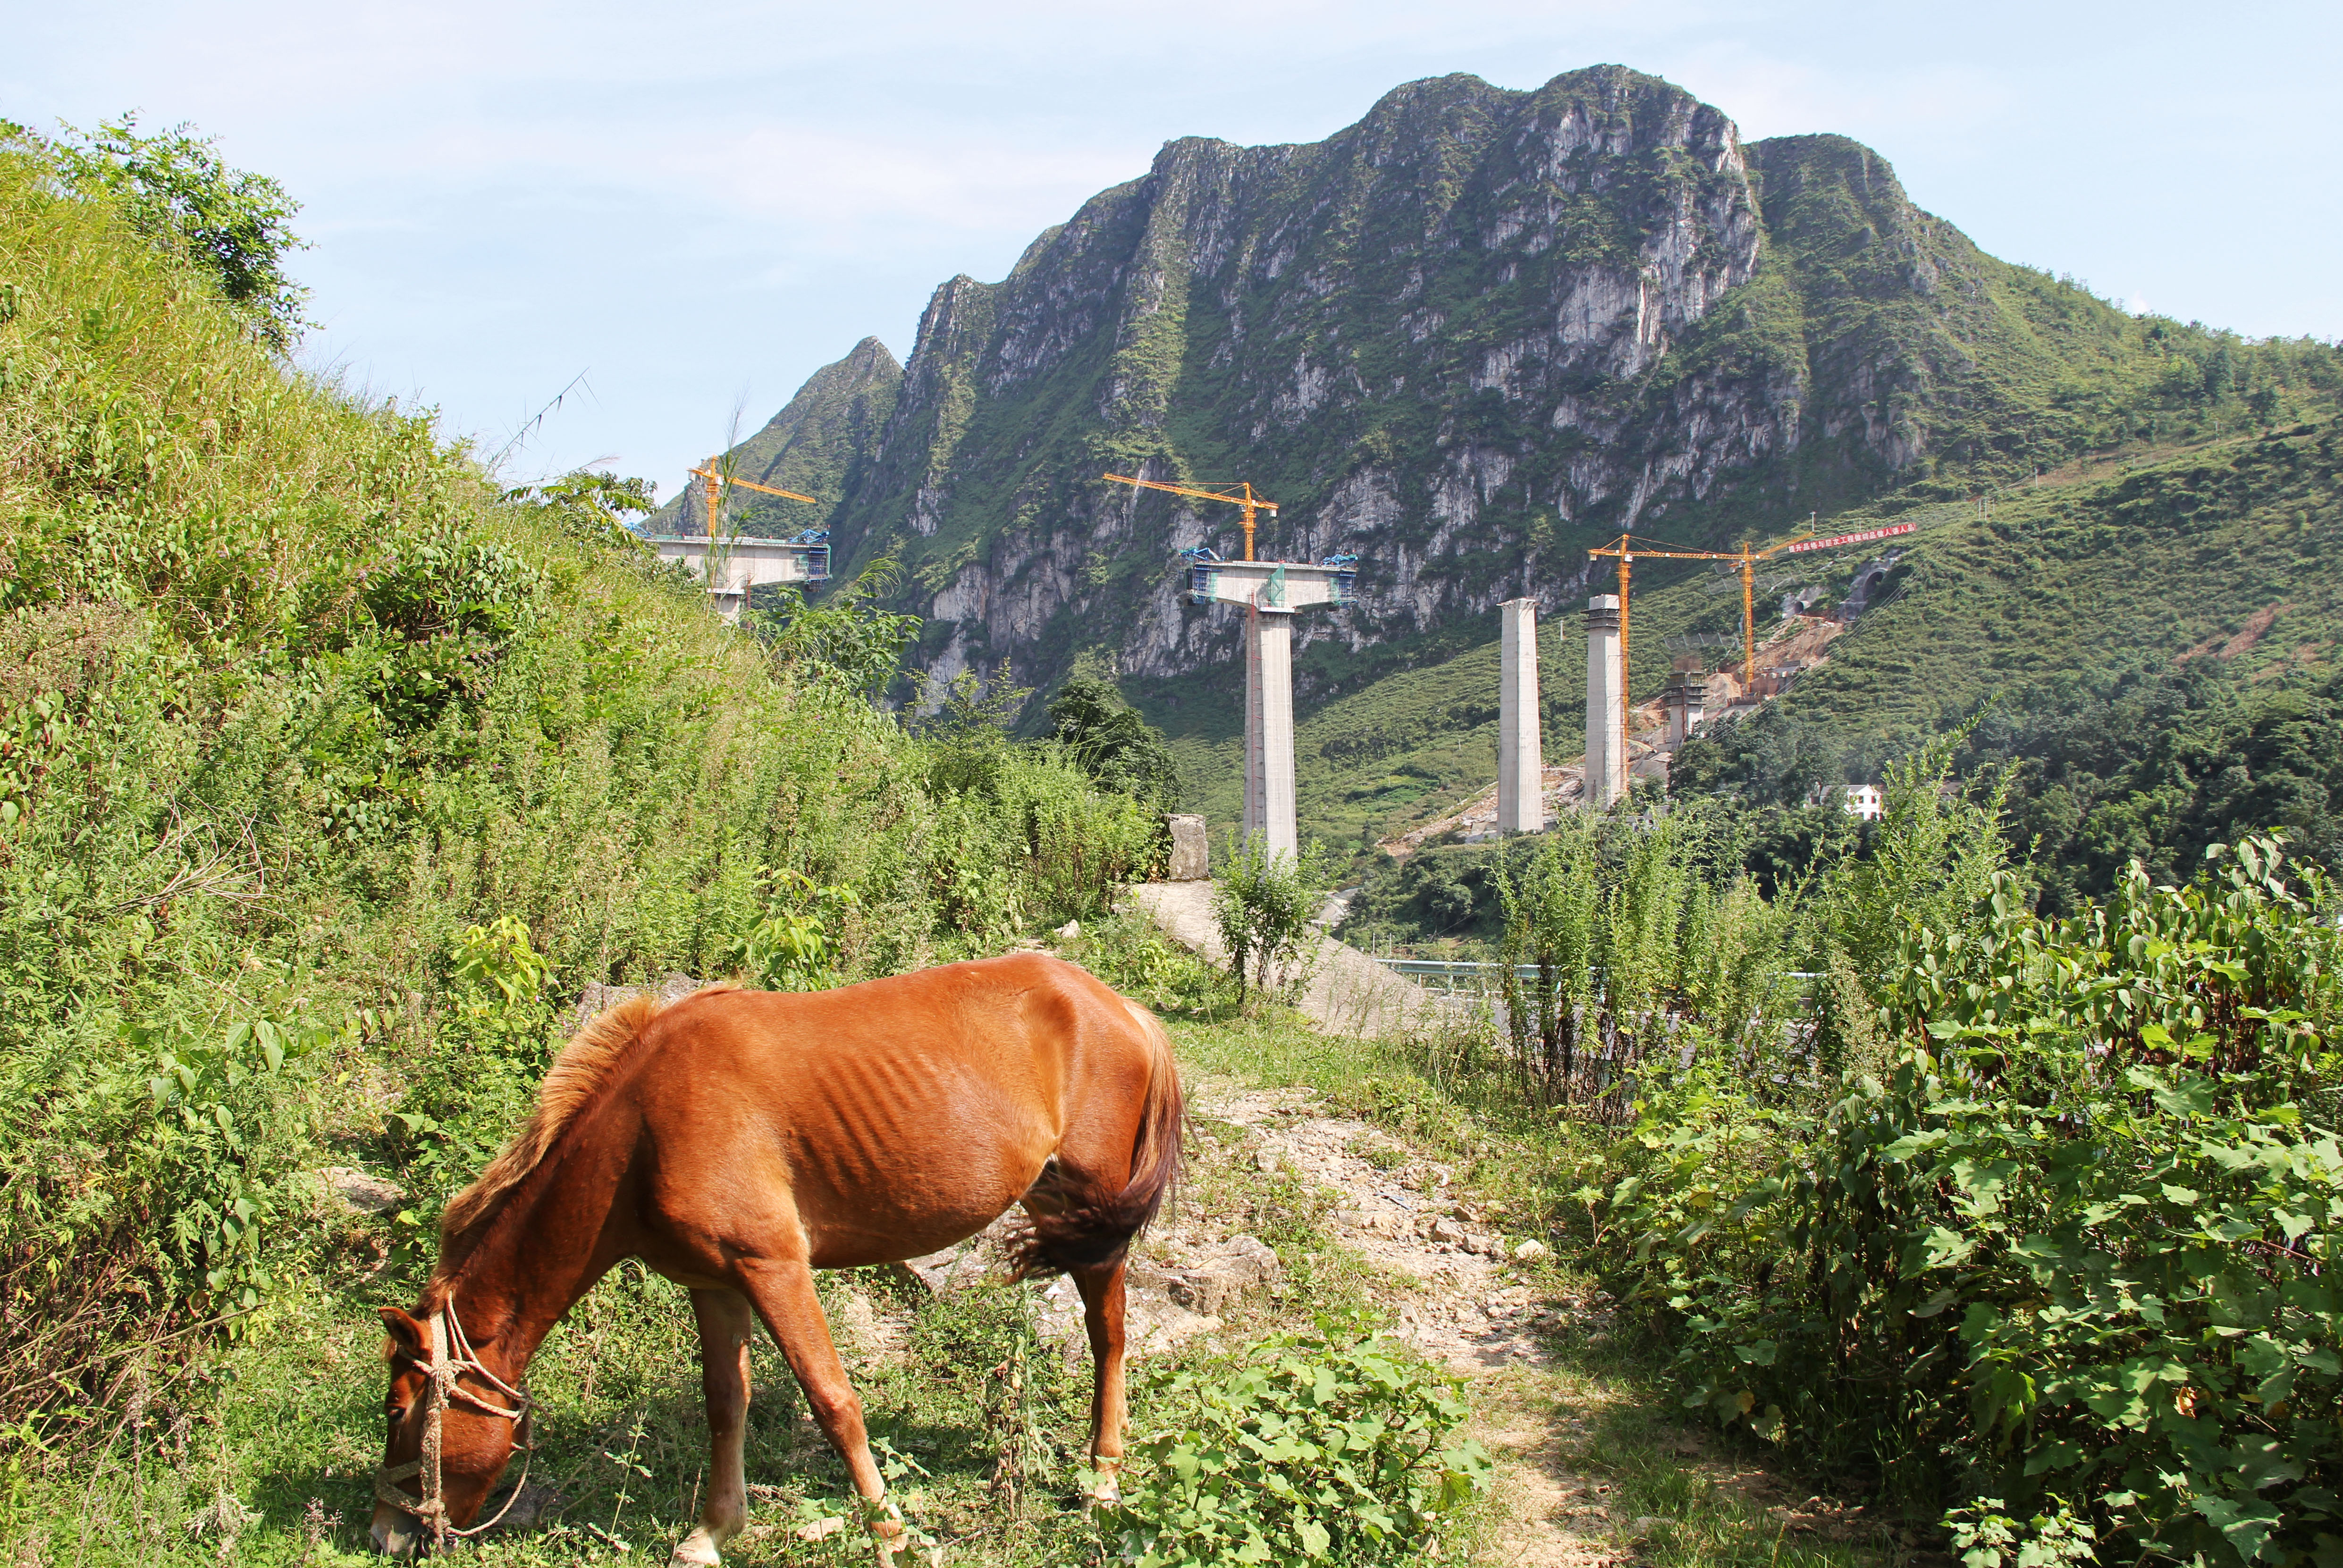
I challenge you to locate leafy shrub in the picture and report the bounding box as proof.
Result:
[129,1015,340,1316]
[1070,913,1221,1015]
[722,867,859,990]
[998,746,1160,923]
[1213,836,1334,1002]
[1048,673,1178,808]
[0,1008,337,1446]
[1947,1495,2100,1568]
[1102,1317,1491,1565]
[503,468,659,556]
[1610,838,2343,1564]
[753,559,922,705]
[52,113,307,348]
[446,913,553,1049]
[383,914,561,1266]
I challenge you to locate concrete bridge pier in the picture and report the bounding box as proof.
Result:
[1497,597,1544,833]
[1242,604,1298,862]
[1585,594,1625,808]
[1183,555,1356,866]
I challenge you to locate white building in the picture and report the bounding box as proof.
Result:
[1808,782,1885,820]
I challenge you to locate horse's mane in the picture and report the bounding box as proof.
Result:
[430,989,697,1283]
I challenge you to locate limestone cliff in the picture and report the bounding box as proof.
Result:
[708,64,2290,721]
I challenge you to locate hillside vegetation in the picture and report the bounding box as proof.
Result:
[1191,414,2340,864]
[0,123,1156,1483]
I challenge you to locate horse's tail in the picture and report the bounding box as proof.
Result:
[1009,998,1186,1278]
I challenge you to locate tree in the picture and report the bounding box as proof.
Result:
[55,114,308,350]
[503,470,658,554]
[1212,835,1333,1003]
[750,560,922,705]
[2201,342,2236,403]
[1046,675,1178,806]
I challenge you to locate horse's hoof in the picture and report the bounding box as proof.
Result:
[671,1526,723,1566]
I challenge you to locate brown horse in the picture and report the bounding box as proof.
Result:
[369,952,1183,1560]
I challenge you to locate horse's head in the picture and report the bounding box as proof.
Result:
[370,1305,526,1555]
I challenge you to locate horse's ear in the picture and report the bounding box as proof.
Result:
[379,1306,428,1360]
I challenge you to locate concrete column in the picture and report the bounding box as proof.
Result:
[1662,671,1702,749]
[1497,598,1543,833]
[1585,594,1625,808]
[1242,604,1298,862]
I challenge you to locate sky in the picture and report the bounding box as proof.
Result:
[8,1,2340,501]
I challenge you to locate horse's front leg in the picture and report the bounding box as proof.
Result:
[673,1288,756,1565]
[734,1258,902,1562]
[1070,1257,1130,1504]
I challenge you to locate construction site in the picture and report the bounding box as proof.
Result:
[1378,521,1917,857]
[668,450,1926,863]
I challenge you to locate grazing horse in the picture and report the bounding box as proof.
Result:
[370,952,1184,1560]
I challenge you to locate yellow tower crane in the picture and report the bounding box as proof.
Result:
[1589,520,1916,763]
[1103,474,1278,560]
[687,459,820,535]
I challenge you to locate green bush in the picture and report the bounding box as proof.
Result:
[1103,1318,1492,1565]
[1068,912,1222,1016]
[722,867,860,990]
[1048,673,1179,808]
[1213,836,1334,1002]
[998,745,1160,923]
[1609,838,2343,1564]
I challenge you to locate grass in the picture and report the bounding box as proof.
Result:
[1165,1004,1899,1568]
[0,130,1172,1562]
[4,985,1899,1568]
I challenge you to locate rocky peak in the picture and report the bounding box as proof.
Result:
[692,63,2170,717]
[656,335,902,538]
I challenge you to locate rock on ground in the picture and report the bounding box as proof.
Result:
[1164,814,1210,881]
[568,972,708,1031]
[316,1167,402,1215]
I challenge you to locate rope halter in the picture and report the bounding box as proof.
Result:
[373,1300,535,1551]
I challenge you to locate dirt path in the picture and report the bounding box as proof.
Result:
[1105,893,1706,1561]
[1169,1074,1628,1566]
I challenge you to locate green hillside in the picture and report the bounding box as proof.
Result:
[1747,424,2341,730]
[0,122,1156,1511]
[1150,419,2340,855]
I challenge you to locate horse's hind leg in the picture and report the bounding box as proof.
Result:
[733,1259,902,1560]
[674,1288,756,1566]
[1070,1257,1129,1503]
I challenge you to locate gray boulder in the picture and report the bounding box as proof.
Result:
[1165,815,1210,881]
[317,1167,403,1215]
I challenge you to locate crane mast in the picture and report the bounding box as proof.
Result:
[1588,520,1913,769]
[689,461,819,537]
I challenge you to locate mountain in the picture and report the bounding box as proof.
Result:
[702,64,2343,840]
[649,334,901,537]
